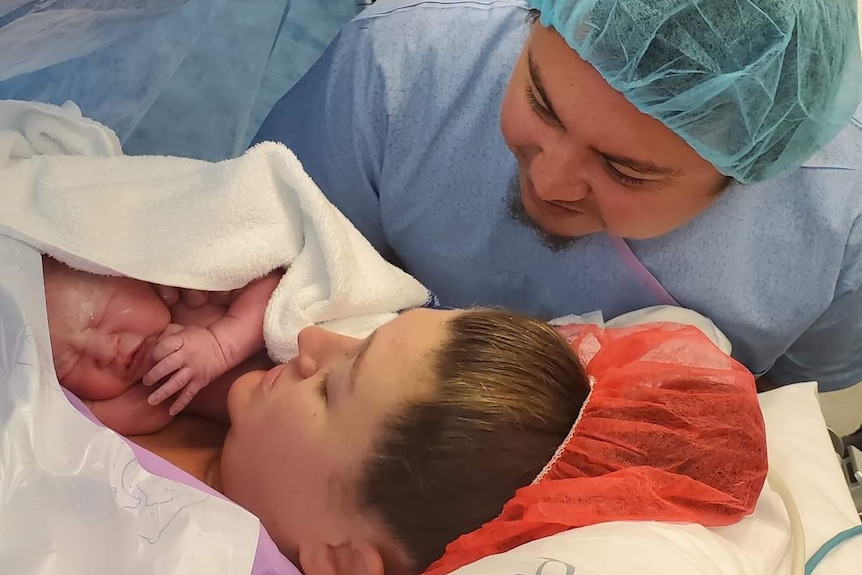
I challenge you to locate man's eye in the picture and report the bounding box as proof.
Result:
[525,86,554,122]
[604,160,647,187]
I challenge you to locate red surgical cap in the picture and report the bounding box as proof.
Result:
[424,321,768,575]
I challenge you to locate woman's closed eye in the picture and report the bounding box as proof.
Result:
[318,373,330,403]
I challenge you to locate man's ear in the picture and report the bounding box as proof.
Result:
[299,540,384,575]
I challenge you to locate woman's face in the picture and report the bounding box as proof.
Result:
[221,308,460,573]
[499,23,728,240]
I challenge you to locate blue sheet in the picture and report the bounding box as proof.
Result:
[0,0,355,160]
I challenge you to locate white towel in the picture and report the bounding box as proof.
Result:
[0,99,121,165]
[0,100,431,361]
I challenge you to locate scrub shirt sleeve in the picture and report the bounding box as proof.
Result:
[252,21,394,261]
[768,219,862,392]
[769,289,862,391]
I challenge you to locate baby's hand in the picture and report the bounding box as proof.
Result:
[152,285,240,308]
[143,324,229,416]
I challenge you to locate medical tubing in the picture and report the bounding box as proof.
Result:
[767,470,806,575]
[805,525,862,574]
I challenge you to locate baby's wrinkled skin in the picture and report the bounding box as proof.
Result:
[43,257,280,434]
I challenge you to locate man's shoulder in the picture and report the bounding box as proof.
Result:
[800,110,862,172]
[347,0,531,61]
[339,0,530,134]
[355,0,529,24]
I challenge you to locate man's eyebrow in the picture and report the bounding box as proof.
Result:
[594,149,682,177]
[349,329,379,393]
[527,49,564,128]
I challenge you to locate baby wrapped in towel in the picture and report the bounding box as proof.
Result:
[43,255,281,434]
[0,99,432,436]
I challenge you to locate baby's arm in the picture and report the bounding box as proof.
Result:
[145,272,281,415]
[205,272,282,370]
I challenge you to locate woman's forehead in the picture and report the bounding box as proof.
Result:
[347,310,454,418]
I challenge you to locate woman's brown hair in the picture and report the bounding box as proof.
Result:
[359,308,590,572]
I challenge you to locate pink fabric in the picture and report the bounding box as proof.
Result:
[608,236,678,306]
[63,389,299,575]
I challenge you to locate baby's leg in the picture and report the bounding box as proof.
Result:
[86,383,173,435]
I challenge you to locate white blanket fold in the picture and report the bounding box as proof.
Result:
[0,100,430,360]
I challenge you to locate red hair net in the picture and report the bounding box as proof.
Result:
[423,321,768,575]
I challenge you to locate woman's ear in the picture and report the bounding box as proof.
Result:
[299,540,384,575]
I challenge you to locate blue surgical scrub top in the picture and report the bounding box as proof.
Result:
[254,0,862,391]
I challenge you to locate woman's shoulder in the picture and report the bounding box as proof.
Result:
[130,414,226,451]
[128,415,227,484]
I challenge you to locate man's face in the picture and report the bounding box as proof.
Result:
[500,23,729,241]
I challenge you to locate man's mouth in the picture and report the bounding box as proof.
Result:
[548,199,586,213]
[522,176,586,215]
[506,175,579,253]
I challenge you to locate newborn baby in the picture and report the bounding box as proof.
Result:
[42,256,280,434]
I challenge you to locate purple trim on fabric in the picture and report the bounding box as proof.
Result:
[62,389,299,575]
[608,236,678,307]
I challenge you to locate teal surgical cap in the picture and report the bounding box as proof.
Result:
[527,0,862,183]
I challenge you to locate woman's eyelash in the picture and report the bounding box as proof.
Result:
[318,374,329,403]
[603,159,647,187]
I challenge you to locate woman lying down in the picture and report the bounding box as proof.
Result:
[42,256,767,575]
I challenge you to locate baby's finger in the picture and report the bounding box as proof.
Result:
[148,369,191,406]
[157,323,185,338]
[150,332,184,363]
[181,289,209,309]
[143,352,183,386]
[207,290,237,306]
[168,377,204,416]
[153,285,179,306]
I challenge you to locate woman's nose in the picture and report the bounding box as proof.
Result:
[296,326,360,377]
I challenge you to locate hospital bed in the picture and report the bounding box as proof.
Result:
[1,2,862,572]
[841,445,862,514]
[1,233,861,575]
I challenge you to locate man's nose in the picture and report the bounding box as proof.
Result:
[528,147,591,203]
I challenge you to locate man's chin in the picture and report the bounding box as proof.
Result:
[524,207,602,239]
[507,187,583,252]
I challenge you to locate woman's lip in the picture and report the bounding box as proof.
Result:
[261,364,286,390]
